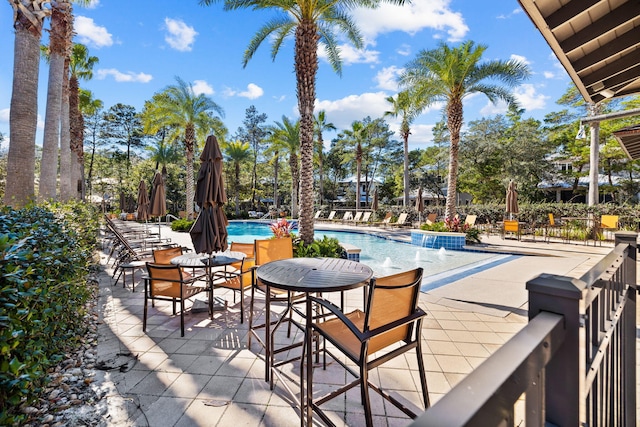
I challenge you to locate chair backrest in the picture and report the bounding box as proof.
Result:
[503,220,519,232]
[153,246,184,264]
[600,215,619,229]
[342,211,353,221]
[314,211,322,219]
[146,263,184,298]
[396,213,408,224]
[361,212,372,222]
[548,213,556,226]
[426,213,437,224]
[353,212,363,222]
[230,241,255,258]
[382,212,392,223]
[327,211,336,220]
[464,215,477,227]
[364,268,423,355]
[254,237,293,266]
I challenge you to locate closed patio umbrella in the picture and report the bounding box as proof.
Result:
[506,180,519,220]
[136,180,150,222]
[190,135,228,255]
[371,188,379,212]
[149,170,167,237]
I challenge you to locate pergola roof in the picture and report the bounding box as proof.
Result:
[613,123,640,158]
[518,0,640,104]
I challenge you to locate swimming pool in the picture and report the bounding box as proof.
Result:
[227,221,511,286]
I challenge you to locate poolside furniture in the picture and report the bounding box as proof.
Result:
[325,211,337,221]
[502,220,522,240]
[594,215,619,246]
[207,241,256,324]
[309,267,429,426]
[143,263,208,337]
[544,213,564,243]
[341,211,353,222]
[351,211,363,223]
[464,214,477,227]
[248,237,305,383]
[314,210,323,220]
[372,212,393,226]
[388,212,409,227]
[425,213,437,225]
[356,211,372,225]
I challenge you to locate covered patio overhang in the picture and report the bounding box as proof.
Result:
[517,0,640,104]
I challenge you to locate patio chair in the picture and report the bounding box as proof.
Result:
[544,213,564,243]
[314,211,323,220]
[595,215,619,246]
[351,211,363,223]
[372,212,393,226]
[213,255,255,324]
[425,213,437,225]
[388,212,409,227]
[502,219,521,240]
[341,211,353,222]
[309,267,429,426]
[143,263,208,337]
[464,214,477,227]
[326,211,337,221]
[248,237,305,384]
[356,211,372,225]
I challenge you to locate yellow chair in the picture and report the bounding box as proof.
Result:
[596,215,619,245]
[248,238,304,384]
[143,263,207,337]
[545,213,564,243]
[310,268,429,426]
[502,220,520,240]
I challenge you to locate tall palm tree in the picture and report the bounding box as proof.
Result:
[341,121,366,212]
[5,1,50,207]
[68,43,98,201]
[200,0,408,244]
[384,90,422,208]
[400,41,530,220]
[267,116,300,218]
[141,77,224,219]
[314,110,335,206]
[222,140,251,217]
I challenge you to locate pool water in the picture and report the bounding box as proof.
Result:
[227,221,507,283]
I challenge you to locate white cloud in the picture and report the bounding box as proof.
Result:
[397,44,411,56]
[0,108,9,123]
[497,8,523,19]
[543,71,556,79]
[96,68,153,83]
[164,18,197,52]
[319,43,379,65]
[74,16,113,48]
[374,66,403,91]
[479,84,549,115]
[352,0,468,42]
[84,0,100,9]
[192,80,214,95]
[510,54,530,66]
[315,92,392,129]
[224,83,264,100]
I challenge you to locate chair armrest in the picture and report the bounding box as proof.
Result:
[309,296,366,341]
[363,308,427,340]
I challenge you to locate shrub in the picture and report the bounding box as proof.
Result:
[293,235,346,258]
[0,202,98,424]
[171,218,195,232]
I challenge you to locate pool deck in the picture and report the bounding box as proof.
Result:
[96,222,638,426]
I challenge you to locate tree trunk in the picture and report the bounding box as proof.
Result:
[356,142,362,212]
[403,130,410,207]
[317,137,324,205]
[273,151,279,210]
[235,161,240,217]
[39,4,67,201]
[5,13,43,207]
[290,153,299,218]
[60,58,72,200]
[69,74,84,200]
[295,20,319,244]
[445,98,463,221]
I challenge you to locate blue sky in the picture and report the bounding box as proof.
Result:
[0,0,572,150]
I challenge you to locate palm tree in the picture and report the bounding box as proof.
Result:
[314,110,335,206]
[384,90,422,208]
[68,43,98,201]
[400,41,530,220]
[200,0,408,244]
[222,140,251,217]
[141,77,224,219]
[341,121,366,212]
[5,1,50,207]
[267,116,301,218]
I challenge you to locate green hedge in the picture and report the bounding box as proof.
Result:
[0,202,99,424]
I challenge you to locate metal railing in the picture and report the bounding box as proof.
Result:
[412,232,637,426]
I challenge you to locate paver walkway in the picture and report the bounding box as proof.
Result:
[95,223,635,426]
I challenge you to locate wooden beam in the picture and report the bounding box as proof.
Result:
[573,29,640,72]
[546,0,600,30]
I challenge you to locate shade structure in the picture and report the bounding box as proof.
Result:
[371,188,379,212]
[190,135,228,254]
[506,181,519,218]
[136,180,150,221]
[149,171,167,218]
[415,187,424,212]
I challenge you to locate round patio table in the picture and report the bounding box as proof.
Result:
[256,257,373,426]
